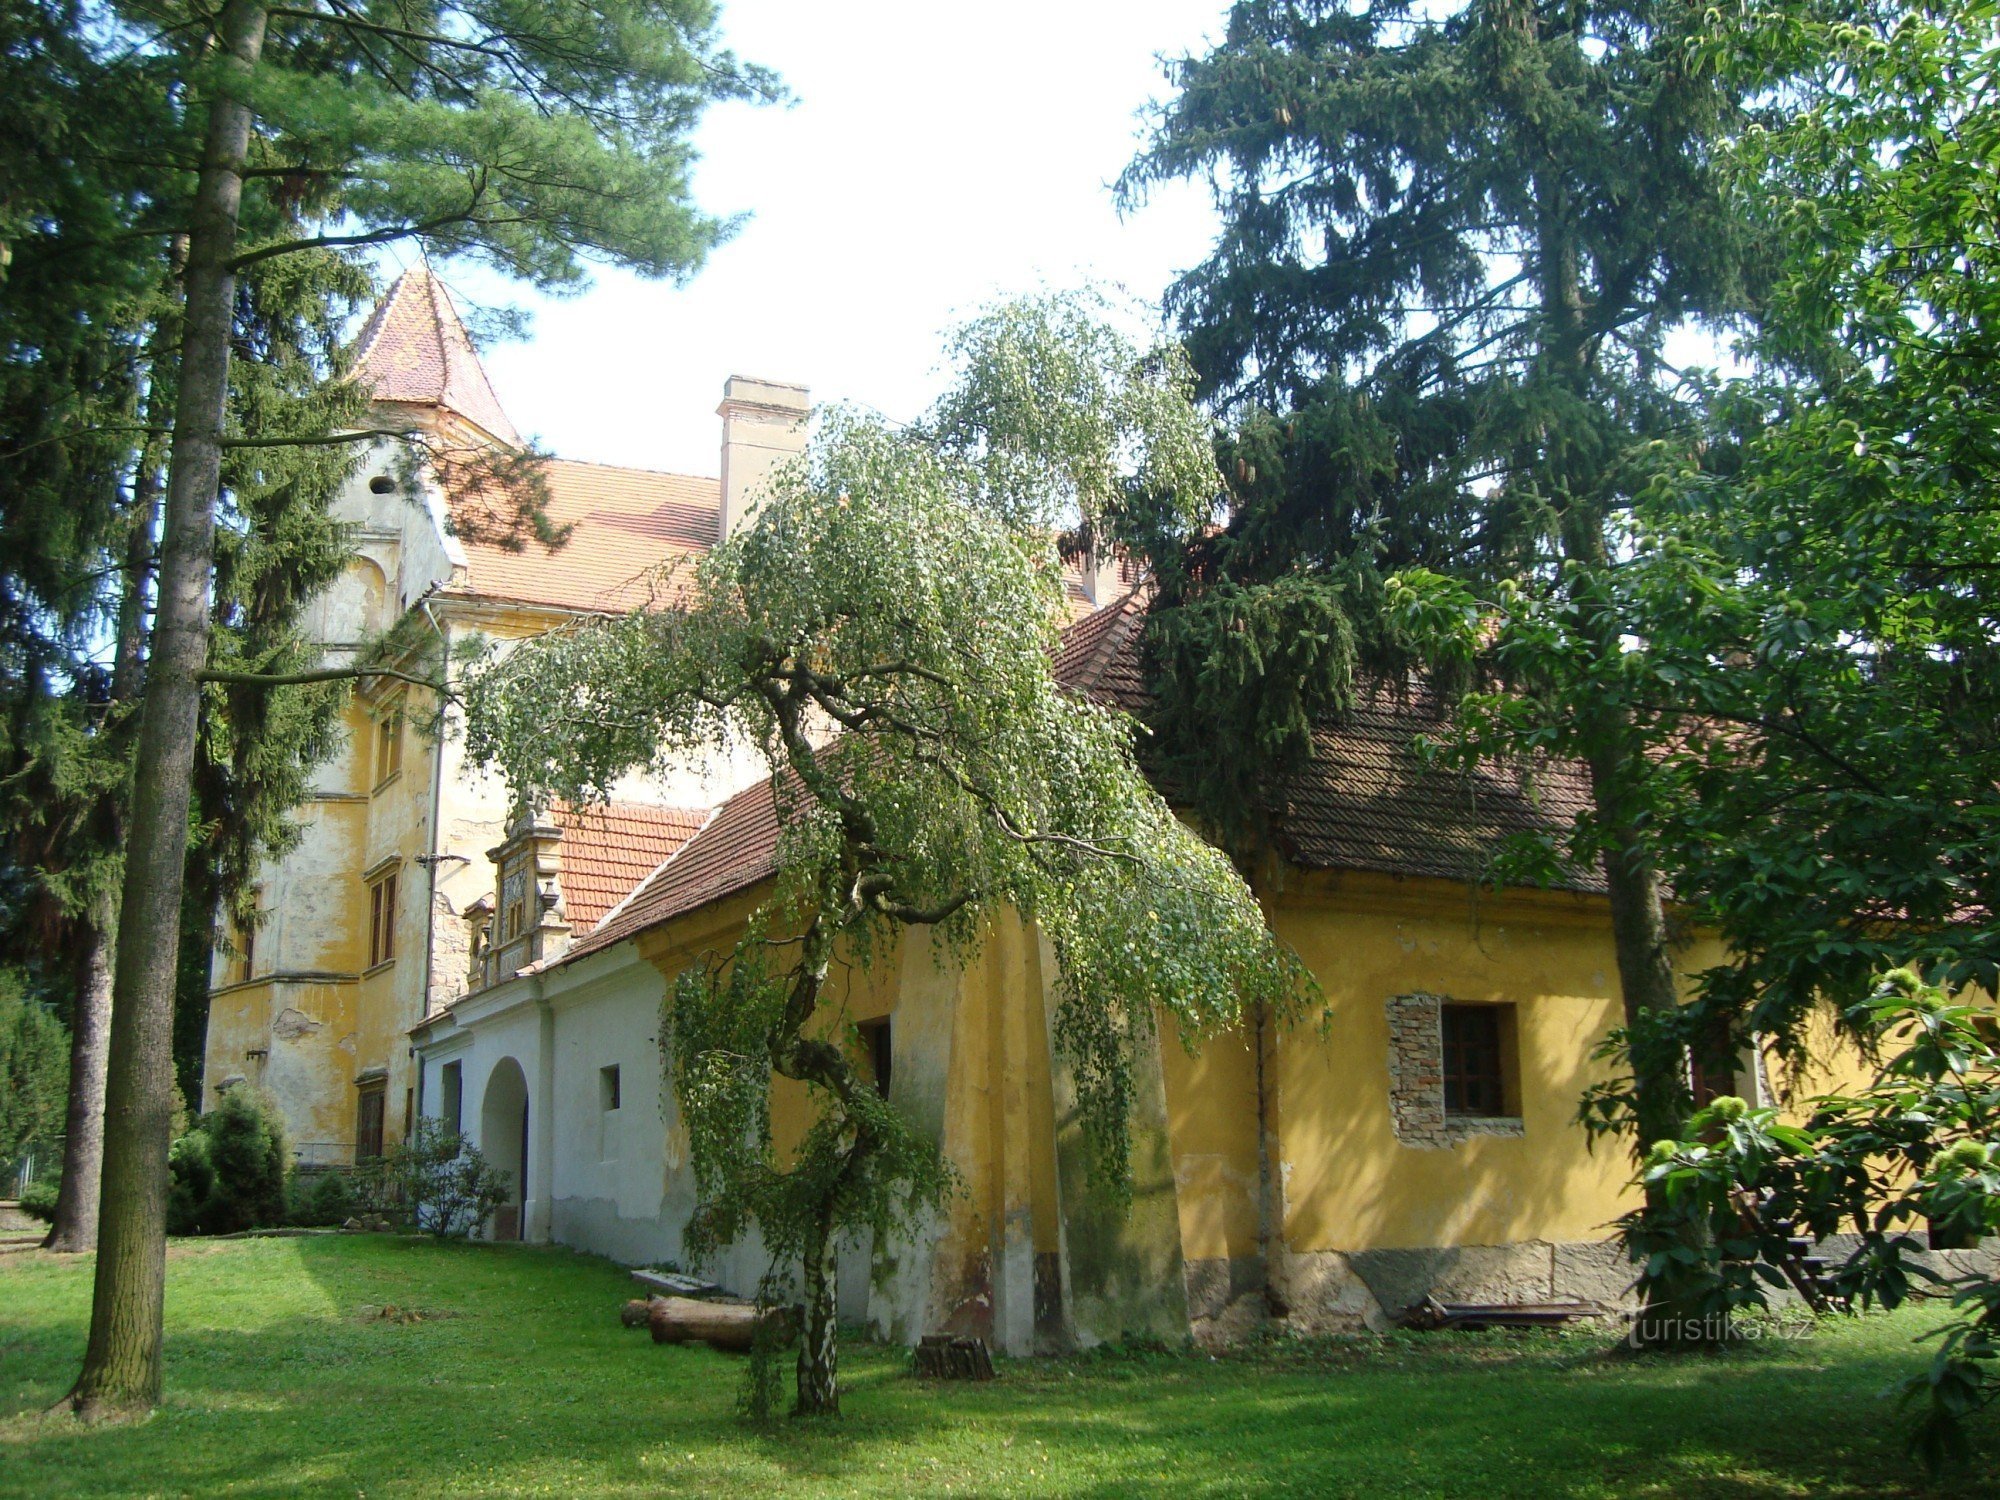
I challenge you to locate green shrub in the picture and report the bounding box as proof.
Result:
[288,1169,358,1227]
[17,1176,57,1224]
[385,1119,508,1238]
[167,1130,217,1235]
[0,973,68,1168]
[168,1085,289,1235]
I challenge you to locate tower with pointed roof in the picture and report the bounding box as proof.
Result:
[201,270,800,1165]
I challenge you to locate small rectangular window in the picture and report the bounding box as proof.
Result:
[858,1018,892,1100]
[368,869,399,968]
[599,1064,621,1112]
[1441,1004,1507,1117]
[374,703,404,787]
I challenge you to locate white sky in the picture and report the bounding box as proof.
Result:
[391,1,1234,479]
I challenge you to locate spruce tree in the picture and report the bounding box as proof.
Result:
[62,0,775,1417]
[1122,0,1762,1339]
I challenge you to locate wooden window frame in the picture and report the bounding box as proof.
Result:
[372,699,405,789]
[1441,1003,1509,1118]
[441,1059,463,1137]
[236,894,258,983]
[356,1082,387,1162]
[367,867,400,969]
[500,856,530,944]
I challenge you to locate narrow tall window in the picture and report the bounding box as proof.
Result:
[599,1064,621,1112]
[368,869,399,968]
[500,859,529,943]
[374,702,404,787]
[858,1018,892,1099]
[356,1084,386,1161]
[236,895,258,983]
[1441,1004,1506,1117]
[441,1060,463,1137]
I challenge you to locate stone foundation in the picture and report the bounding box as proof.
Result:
[1183,1237,1643,1344]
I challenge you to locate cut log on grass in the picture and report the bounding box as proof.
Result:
[620,1298,658,1328]
[646,1296,795,1352]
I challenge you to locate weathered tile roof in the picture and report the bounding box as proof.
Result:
[570,774,786,959]
[354,267,522,447]
[1065,590,1604,891]
[552,801,710,934]
[559,590,1603,971]
[446,458,722,615]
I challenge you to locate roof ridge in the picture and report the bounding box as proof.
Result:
[545,455,720,485]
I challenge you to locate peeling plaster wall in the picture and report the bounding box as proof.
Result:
[415,858,1928,1355]
[210,433,773,1163]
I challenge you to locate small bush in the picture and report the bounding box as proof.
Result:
[288,1169,358,1227]
[168,1085,289,1235]
[17,1176,57,1223]
[385,1119,508,1239]
[167,1131,216,1234]
[0,972,68,1169]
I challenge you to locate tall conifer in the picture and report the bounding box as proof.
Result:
[1123,0,1762,1337]
[61,0,773,1416]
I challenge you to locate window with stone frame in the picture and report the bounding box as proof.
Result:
[858,1017,892,1099]
[356,1082,387,1161]
[440,1059,464,1136]
[1386,992,1524,1148]
[499,855,531,945]
[234,890,259,982]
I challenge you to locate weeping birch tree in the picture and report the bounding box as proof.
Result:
[463,301,1308,1416]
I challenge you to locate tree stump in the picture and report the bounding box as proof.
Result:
[912,1334,994,1380]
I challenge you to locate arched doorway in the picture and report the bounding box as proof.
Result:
[480,1056,529,1241]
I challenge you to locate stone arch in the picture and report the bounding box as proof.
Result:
[480,1055,530,1241]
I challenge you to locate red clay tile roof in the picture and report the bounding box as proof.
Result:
[552,801,709,934]
[354,267,521,447]
[557,592,1603,969]
[570,775,788,959]
[1052,581,1152,715]
[446,459,721,614]
[1065,590,1604,891]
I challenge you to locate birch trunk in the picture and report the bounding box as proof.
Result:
[793,1217,840,1416]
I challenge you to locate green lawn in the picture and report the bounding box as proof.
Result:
[0,1235,1991,1498]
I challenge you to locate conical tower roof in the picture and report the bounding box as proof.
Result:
[352,265,520,447]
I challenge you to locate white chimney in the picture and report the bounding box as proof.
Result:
[718,376,810,540]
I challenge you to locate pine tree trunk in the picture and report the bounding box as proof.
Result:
[793,1217,840,1417]
[41,890,115,1253]
[1562,506,1700,1342]
[1585,731,1709,1346]
[44,428,161,1255]
[68,0,267,1420]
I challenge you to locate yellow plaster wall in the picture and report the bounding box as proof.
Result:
[1156,1020,1262,1263]
[1154,872,1739,1261]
